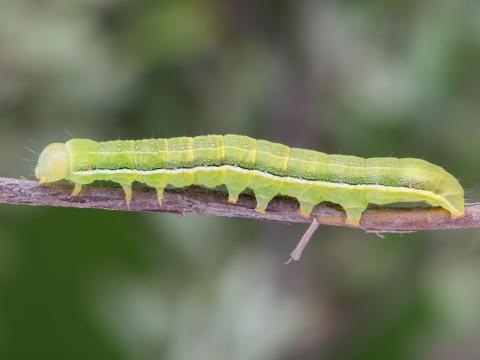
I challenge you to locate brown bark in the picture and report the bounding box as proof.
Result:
[0,177,479,232]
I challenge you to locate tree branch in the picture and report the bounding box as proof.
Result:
[0,177,479,232]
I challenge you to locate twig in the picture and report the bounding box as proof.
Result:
[0,177,479,232]
[285,218,320,264]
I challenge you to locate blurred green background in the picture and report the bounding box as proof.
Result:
[1,1,479,359]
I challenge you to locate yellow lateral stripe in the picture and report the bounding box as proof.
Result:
[186,137,194,162]
[250,138,257,164]
[282,147,290,171]
[218,136,225,161]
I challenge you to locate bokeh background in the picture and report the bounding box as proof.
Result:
[1,1,479,359]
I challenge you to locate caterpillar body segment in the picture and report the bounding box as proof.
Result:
[35,135,465,225]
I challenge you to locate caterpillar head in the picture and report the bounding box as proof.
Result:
[35,143,70,184]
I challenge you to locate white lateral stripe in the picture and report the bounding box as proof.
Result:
[74,165,442,199]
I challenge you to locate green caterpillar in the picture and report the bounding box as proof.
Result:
[35,134,465,225]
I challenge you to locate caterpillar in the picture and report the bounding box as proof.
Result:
[34,134,465,225]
